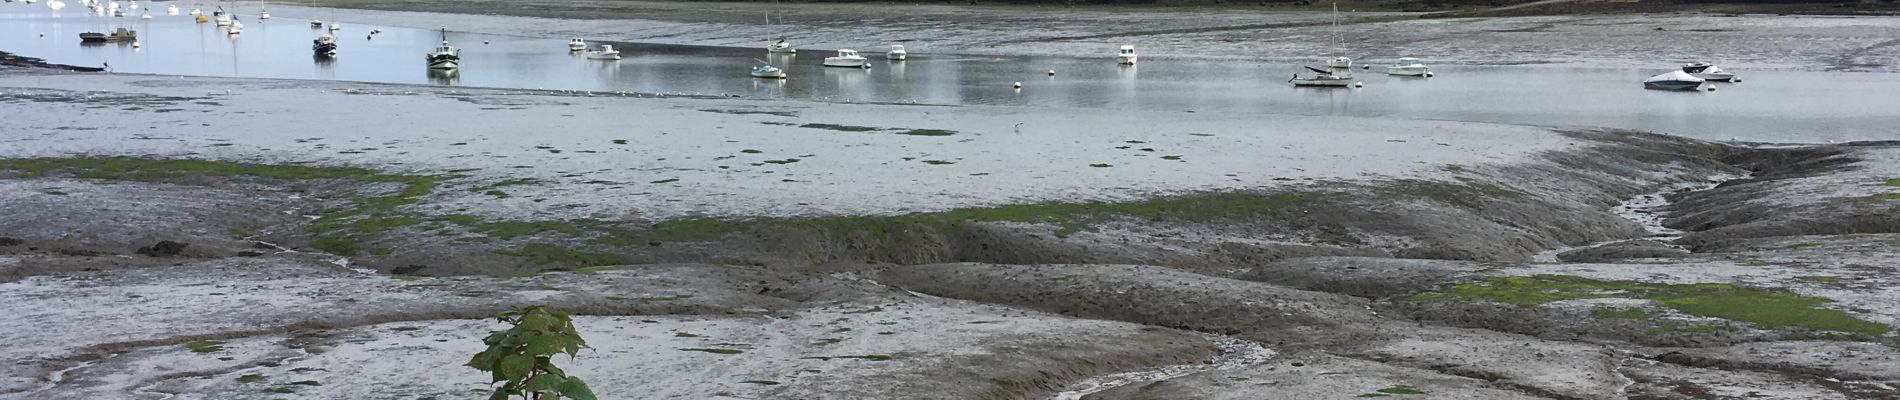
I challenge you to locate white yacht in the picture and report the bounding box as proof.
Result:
[568,38,586,52]
[1644,71,1710,91]
[585,45,622,60]
[886,45,907,60]
[823,49,869,68]
[1386,57,1431,76]
[227,19,244,35]
[215,13,231,26]
[1117,45,1138,65]
[1291,66,1358,88]
[164,4,175,14]
[767,39,795,54]
[1681,63,1738,82]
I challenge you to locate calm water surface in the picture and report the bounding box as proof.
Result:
[3,3,1897,142]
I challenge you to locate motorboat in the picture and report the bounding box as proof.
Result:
[46,0,63,10]
[1643,70,1710,91]
[1681,62,1738,82]
[78,27,135,42]
[329,23,341,32]
[165,4,175,14]
[313,34,338,57]
[228,19,243,34]
[1327,56,1352,69]
[823,49,869,68]
[1386,57,1431,76]
[140,9,150,18]
[259,10,269,20]
[215,13,230,26]
[426,29,459,70]
[125,0,133,9]
[767,39,795,54]
[585,44,621,60]
[1290,66,1358,88]
[751,62,787,79]
[568,38,586,52]
[886,45,907,60]
[1117,45,1138,65]
[188,6,200,16]
[310,19,322,28]
[111,7,124,16]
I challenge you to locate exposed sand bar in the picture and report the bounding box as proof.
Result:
[0,71,1580,221]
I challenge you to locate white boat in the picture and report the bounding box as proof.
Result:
[215,13,230,26]
[751,62,786,79]
[1386,57,1431,76]
[426,29,459,70]
[568,38,586,52]
[329,23,341,32]
[112,7,124,16]
[1323,3,1352,69]
[140,9,150,18]
[259,10,268,20]
[767,39,795,54]
[126,0,133,9]
[585,44,621,60]
[165,4,175,14]
[1681,62,1738,82]
[1291,66,1358,88]
[886,45,907,60]
[46,0,64,10]
[823,49,869,68]
[188,7,200,15]
[1644,70,1710,91]
[1117,45,1138,65]
[310,19,322,28]
[227,19,243,34]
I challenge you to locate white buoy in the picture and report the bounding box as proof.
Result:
[1353,82,1364,88]
[1012,82,1022,88]
[1047,70,1055,76]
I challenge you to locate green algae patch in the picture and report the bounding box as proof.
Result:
[1590,308,1653,320]
[1376,385,1426,395]
[1431,274,1889,336]
[494,243,632,267]
[185,340,226,353]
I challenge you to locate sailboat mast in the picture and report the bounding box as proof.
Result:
[1329,2,1338,61]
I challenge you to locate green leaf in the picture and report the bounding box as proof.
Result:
[488,388,512,400]
[498,355,534,380]
[524,374,567,393]
[523,333,564,356]
[561,377,597,400]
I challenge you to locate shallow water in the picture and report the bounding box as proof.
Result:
[4,4,1898,142]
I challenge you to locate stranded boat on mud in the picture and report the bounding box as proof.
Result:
[1644,70,1710,91]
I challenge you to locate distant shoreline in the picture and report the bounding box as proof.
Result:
[0,50,103,72]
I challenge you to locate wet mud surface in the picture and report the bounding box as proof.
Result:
[4,6,1900,399]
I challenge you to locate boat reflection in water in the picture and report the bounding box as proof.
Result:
[427,68,459,86]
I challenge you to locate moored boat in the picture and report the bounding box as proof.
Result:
[823,49,869,68]
[426,29,460,70]
[568,38,586,52]
[751,63,787,79]
[886,45,907,60]
[1291,66,1358,88]
[585,44,622,60]
[1643,70,1710,91]
[1385,57,1431,77]
[767,39,795,54]
[1117,45,1138,65]
[1681,62,1739,82]
[313,34,338,57]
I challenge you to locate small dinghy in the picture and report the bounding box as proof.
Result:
[886,45,907,60]
[215,13,230,26]
[568,38,586,52]
[1644,70,1710,91]
[310,19,323,28]
[140,9,150,19]
[1385,57,1432,77]
[329,23,341,32]
[1290,66,1359,88]
[751,62,787,79]
[823,49,869,68]
[313,34,338,58]
[767,39,795,54]
[188,6,200,16]
[165,4,175,14]
[585,44,621,60]
[1117,45,1138,65]
[1681,62,1738,82]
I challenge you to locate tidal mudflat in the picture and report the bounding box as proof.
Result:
[3,2,1900,399]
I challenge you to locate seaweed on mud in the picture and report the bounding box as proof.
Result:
[1422,274,1889,335]
[699,109,798,118]
[680,348,744,355]
[788,123,957,137]
[492,244,632,267]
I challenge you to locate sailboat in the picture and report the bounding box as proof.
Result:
[313,34,338,57]
[1290,65,1358,87]
[1324,2,1351,69]
[258,1,268,20]
[228,17,243,34]
[425,28,459,70]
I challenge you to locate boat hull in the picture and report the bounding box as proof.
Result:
[428,56,459,70]
[1644,80,1709,91]
[1291,79,1354,87]
[1386,66,1429,76]
[1118,54,1138,65]
[823,58,869,68]
[751,71,786,79]
[767,46,795,54]
[1690,72,1737,82]
[887,52,906,60]
[586,52,621,60]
